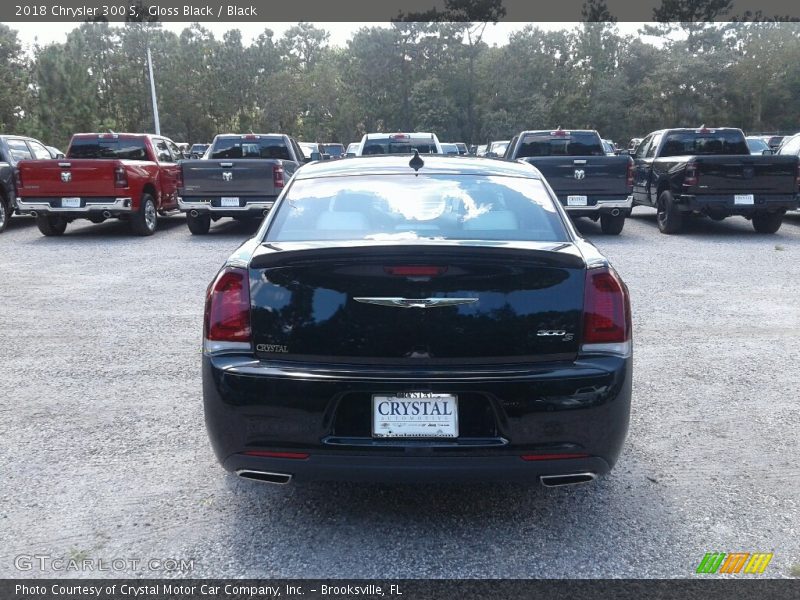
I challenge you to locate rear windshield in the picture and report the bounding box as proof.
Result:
[190,144,208,152]
[660,131,749,157]
[515,132,604,157]
[362,139,439,155]
[210,137,291,160]
[68,138,148,160]
[266,174,567,243]
[746,138,769,153]
[321,144,344,157]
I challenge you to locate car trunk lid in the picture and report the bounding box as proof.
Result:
[249,243,586,364]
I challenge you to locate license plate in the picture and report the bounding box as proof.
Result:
[734,194,754,205]
[220,197,240,207]
[567,195,588,206]
[372,393,458,438]
[61,197,80,208]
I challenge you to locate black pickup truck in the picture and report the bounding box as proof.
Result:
[178,133,305,234]
[631,127,799,234]
[0,135,56,233]
[504,129,633,235]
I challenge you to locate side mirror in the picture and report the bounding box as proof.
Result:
[345,152,356,158]
[762,149,774,155]
[485,151,497,158]
[309,151,321,162]
[55,152,66,159]
[321,153,331,161]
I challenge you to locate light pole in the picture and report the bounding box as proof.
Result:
[147,45,161,135]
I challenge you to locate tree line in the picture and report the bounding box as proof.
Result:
[1,19,800,150]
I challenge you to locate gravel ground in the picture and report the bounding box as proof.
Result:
[0,208,798,579]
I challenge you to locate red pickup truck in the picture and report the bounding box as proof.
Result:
[16,133,181,236]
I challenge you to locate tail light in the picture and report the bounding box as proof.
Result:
[684,160,699,187]
[582,267,631,355]
[204,266,251,353]
[273,165,285,189]
[626,157,634,189]
[177,164,184,189]
[114,166,128,188]
[14,168,22,189]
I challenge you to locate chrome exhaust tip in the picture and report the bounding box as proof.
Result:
[540,473,597,488]
[611,208,621,217]
[190,210,199,218]
[235,469,292,485]
[102,211,111,218]
[30,211,38,217]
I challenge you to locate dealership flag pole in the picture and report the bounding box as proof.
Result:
[147,45,161,135]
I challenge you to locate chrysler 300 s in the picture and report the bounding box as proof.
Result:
[202,153,632,486]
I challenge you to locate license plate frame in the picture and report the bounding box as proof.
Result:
[734,194,754,205]
[372,393,459,439]
[220,197,240,207]
[567,195,588,206]
[61,197,81,208]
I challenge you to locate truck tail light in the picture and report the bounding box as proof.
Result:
[177,164,184,189]
[582,267,631,355]
[114,166,128,188]
[684,160,699,187]
[273,165,285,189]
[204,267,251,353]
[14,168,22,189]
[626,157,634,189]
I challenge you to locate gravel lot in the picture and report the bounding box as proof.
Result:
[0,208,798,579]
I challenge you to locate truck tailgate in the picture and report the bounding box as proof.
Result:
[181,159,281,197]
[17,159,125,197]
[520,156,631,197]
[692,156,799,195]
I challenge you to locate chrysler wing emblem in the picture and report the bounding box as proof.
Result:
[60,171,72,183]
[353,297,478,309]
[222,171,233,181]
[574,169,585,180]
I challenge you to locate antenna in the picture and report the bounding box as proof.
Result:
[409,150,424,173]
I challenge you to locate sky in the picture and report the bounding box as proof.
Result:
[8,21,653,51]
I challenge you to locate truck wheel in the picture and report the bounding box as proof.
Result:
[0,194,9,233]
[131,193,157,236]
[752,212,783,234]
[36,215,67,237]
[187,213,211,235]
[600,213,626,235]
[656,191,683,234]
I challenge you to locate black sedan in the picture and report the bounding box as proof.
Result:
[203,154,632,486]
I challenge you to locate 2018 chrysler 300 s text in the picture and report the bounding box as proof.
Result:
[202,153,632,487]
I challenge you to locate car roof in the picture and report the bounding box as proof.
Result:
[216,133,286,138]
[364,132,437,139]
[294,154,544,180]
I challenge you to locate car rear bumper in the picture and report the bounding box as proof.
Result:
[676,193,799,213]
[228,453,611,485]
[203,353,632,483]
[178,197,275,216]
[16,197,133,214]
[561,195,633,216]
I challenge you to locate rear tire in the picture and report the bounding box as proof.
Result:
[656,191,683,234]
[187,213,211,235]
[36,215,67,236]
[131,193,157,236]
[752,212,783,234]
[0,194,9,233]
[600,213,626,235]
